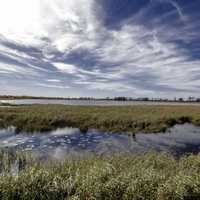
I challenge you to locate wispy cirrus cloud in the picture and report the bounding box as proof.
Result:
[0,0,199,97]
[36,83,70,89]
[46,79,62,83]
[151,0,186,21]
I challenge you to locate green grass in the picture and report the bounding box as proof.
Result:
[0,105,200,133]
[0,150,200,200]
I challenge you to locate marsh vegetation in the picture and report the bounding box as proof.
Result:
[0,105,200,133]
[0,150,200,200]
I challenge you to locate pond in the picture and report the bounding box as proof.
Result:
[0,123,200,160]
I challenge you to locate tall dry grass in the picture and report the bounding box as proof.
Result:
[0,150,200,200]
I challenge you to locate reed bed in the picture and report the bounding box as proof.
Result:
[0,105,200,133]
[0,150,200,200]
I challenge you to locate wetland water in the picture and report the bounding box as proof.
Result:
[0,124,200,159]
[1,99,200,106]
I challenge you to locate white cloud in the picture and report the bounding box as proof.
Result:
[0,43,52,73]
[0,0,46,46]
[46,79,61,83]
[36,83,69,89]
[0,62,39,76]
[0,0,97,50]
[53,62,77,74]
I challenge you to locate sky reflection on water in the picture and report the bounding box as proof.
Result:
[1,99,200,106]
[0,124,200,160]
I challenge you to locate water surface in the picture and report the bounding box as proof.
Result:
[1,99,200,106]
[0,124,200,159]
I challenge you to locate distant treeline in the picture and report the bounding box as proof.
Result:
[0,95,95,100]
[113,97,200,102]
[0,95,200,102]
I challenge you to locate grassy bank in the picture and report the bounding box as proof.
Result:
[0,105,200,133]
[0,151,200,200]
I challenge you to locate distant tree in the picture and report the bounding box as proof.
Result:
[196,98,200,102]
[178,98,184,102]
[188,96,195,102]
[143,97,149,101]
[114,97,127,101]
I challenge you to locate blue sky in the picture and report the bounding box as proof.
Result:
[0,0,200,98]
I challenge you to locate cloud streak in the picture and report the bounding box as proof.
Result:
[151,0,186,21]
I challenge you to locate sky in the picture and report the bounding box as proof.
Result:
[0,0,200,98]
